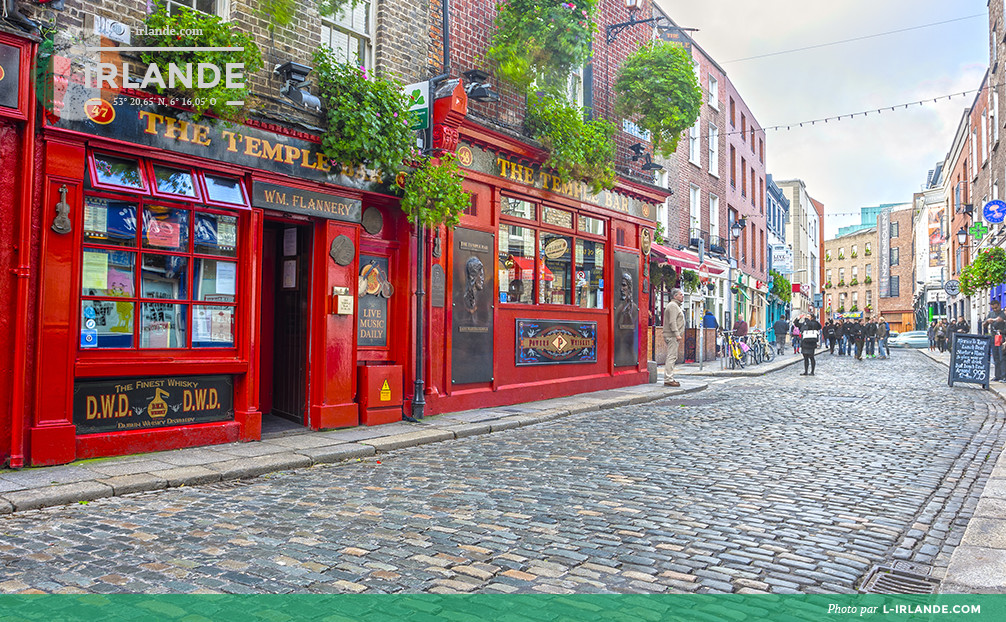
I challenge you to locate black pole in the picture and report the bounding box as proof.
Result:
[411,218,426,420]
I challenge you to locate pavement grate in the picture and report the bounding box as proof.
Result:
[859,565,939,594]
[891,561,931,576]
[659,398,722,407]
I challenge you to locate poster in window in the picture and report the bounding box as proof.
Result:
[216,262,237,296]
[217,219,237,249]
[282,258,298,289]
[452,228,494,384]
[613,251,639,367]
[82,252,109,290]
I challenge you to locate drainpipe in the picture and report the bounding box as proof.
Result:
[10,42,38,468]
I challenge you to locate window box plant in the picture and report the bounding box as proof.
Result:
[850,278,858,286]
[837,280,846,287]
[825,251,832,261]
[850,304,859,312]
[864,276,872,284]
[851,251,858,259]
[824,281,832,289]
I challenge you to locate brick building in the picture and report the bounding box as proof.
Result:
[824,228,877,317]
[878,204,915,332]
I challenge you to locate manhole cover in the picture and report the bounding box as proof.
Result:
[859,565,939,594]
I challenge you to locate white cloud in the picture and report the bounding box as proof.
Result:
[654,0,989,237]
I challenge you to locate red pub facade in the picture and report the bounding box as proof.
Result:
[2,0,667,467]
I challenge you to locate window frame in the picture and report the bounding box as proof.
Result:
[320,0,374,69]
[498,193,608,309]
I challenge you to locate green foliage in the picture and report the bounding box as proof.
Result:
[769,270,791,303]
[838,305,846,312]
[614,41,703,158]
[851,251,858,258]
[864,276,872,284]
[825,251,832,261]
[401,156,470,229]
[850,304,859,312]
[488,0,597,92]
[850,278,859,286]
[313,46,416,178]
[525,93,616,192]
[140,7,263,119]
[960,247,1006,296]
[260,0,359,33]
[650,264,677,290]
[654,221,666,245]
[838,280,846,287]
[680,269,701,293]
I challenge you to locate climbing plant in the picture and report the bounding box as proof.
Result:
[400,155,470,229]
[525,93,615,193]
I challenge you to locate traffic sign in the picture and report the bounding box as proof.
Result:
[698,262,710,284]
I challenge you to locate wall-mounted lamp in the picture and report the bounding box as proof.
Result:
[628,143,645,160]
[276,61,321,111]
[958,222,989,246]
[641,154,663,171]
[462,69,500,103]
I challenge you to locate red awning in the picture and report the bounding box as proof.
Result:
[508,256,554,281]
[650,244,725,275]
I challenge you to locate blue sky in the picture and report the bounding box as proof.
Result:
[655,0,989,238]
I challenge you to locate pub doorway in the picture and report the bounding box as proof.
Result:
[260,219,313,432]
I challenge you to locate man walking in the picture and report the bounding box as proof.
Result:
[662,288,685,387]
[772,315,789,355]
[984,300,1006,382]
[850,319,866,360]
[865,319,877,358]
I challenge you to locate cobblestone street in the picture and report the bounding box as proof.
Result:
[0,350,1002,595]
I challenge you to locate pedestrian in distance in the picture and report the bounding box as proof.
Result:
[837,319,848,356]
[772,315,789,355]
[825,320,838,355]
[958,316,971,334]
[791,321,801,354]
[876,317,890,359]
[928,320,937,351]
[662,288,685,388]
[798,314,822,376]
[850,319,866,360]
[936,320,948,353]
[984,300,1006,382]
[733,317,749,338]
[865,319,877,358]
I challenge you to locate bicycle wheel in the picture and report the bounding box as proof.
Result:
[762,343,776,362]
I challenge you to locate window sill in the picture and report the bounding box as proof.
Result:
[689,159,702,170]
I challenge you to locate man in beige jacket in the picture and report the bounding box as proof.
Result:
[662,287,685,387]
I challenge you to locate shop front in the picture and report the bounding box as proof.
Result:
[417,124,667,414]
[0,30,35,467]
[27,83,412,465]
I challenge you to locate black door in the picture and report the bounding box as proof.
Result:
[262,221,312,423]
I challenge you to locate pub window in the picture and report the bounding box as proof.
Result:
[890,221,899,238]
[203,174,246,205]
[91,154,146,191]
[81,155,244,350]
[499,197,606,308]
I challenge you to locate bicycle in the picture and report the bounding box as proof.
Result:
[747,331,775,363]
[722,330,747,369]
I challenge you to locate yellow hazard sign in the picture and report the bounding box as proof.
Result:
[380,379,391,401]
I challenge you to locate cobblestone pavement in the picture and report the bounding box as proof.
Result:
[0,350,1002,595]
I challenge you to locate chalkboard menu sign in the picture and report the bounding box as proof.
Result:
[949,334,992,389]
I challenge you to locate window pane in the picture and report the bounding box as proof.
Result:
[195,213,239,257]
[578,215,605,236]
[83,198,137,247]
[501,197,536,220]
[205,175,245,204]
[194,258,238,302]
[81,300,134,348]
[82,249,135,297]
[575,239,604,308]
[540,233,572,305]
[192,305,235,347]
[143,205,190,251]
[93,155,144,189]
[141,254,188,300]
[140,303,188,348]
[153,165,196,197]
[542,206,573,229]
[498,223,535,304]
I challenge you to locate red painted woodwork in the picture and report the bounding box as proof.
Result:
[432,80,468,154]
[358,364,403,425]
[77,421,241,460]
[307,219,359,430]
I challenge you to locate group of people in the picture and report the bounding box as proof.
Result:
[927,317,971,353]
[769,315,892,375]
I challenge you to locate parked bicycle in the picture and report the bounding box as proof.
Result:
[722,330,747,369]
[746,331,775,364]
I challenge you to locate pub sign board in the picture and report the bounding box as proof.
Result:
[516,319,597,366]
[252,181,362,223]
[73,375,234,435]
[948,334,992,390]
